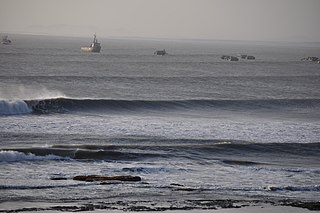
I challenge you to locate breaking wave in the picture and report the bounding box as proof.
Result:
[0,100,32,115]
[0,147,160,162]
[0,150,69,162]
[20,97,320,114]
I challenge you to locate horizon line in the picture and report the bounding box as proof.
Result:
[2,31,320,44]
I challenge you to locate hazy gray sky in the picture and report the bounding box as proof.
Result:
[1,0,320,42]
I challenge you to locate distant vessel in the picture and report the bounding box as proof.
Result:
[246,55,255,60]
[81,34,101,53]
[222,54,255,61]
[237,54,248,59]
[221,55,239,61]
[301,56,319,62]
[154,49,167,56]
[237,54,255,60]
[1,35,12,45]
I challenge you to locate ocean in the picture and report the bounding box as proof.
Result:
[0,34,319,212]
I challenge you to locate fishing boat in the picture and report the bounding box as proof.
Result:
[81,34,101,53]
[301,56,319,62]
[221,55,239,61]
[1,35,12,45]
[154,49,167,56]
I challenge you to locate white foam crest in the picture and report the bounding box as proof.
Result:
[0,151,66,162]
[0,85,66,100]
[0,100,32,115]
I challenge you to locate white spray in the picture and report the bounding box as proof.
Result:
[0,85,66,115]
[0,85,65,100]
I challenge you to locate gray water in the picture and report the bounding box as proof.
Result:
[0,34,319,211]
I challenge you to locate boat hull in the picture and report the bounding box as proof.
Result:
[81,46,101,53]
[1,36,11,45]
[1,41,11,45]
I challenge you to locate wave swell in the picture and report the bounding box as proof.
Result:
[0,146,160,162]
[267,185,320,192]
[20,97,320,114]
[0,150,68,162]
[1,142,319,163]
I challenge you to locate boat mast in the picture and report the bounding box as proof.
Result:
[93,34,97,43]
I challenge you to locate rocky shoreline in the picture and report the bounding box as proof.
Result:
[1,199,319,212]
[2,175,319,212]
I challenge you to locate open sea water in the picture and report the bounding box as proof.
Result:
[0,34,320,211]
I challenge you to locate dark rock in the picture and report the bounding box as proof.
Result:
[174,187,198,191]
[281,201,320,211]
[50,177,68,180]
[73,175,141,182]
[170,183,184,187]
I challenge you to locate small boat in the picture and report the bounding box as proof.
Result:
[1,35,12,45]
[236,54,255,60]
[301,56,319,62]
[221,55,238,61]
[81,34,101,53]
[246,55,255,60]
[237,54,247,59]
[228,56,239,61]
[154,49,167,56]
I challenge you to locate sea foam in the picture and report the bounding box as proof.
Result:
[0,100,32,115]
[0,151,66,162]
